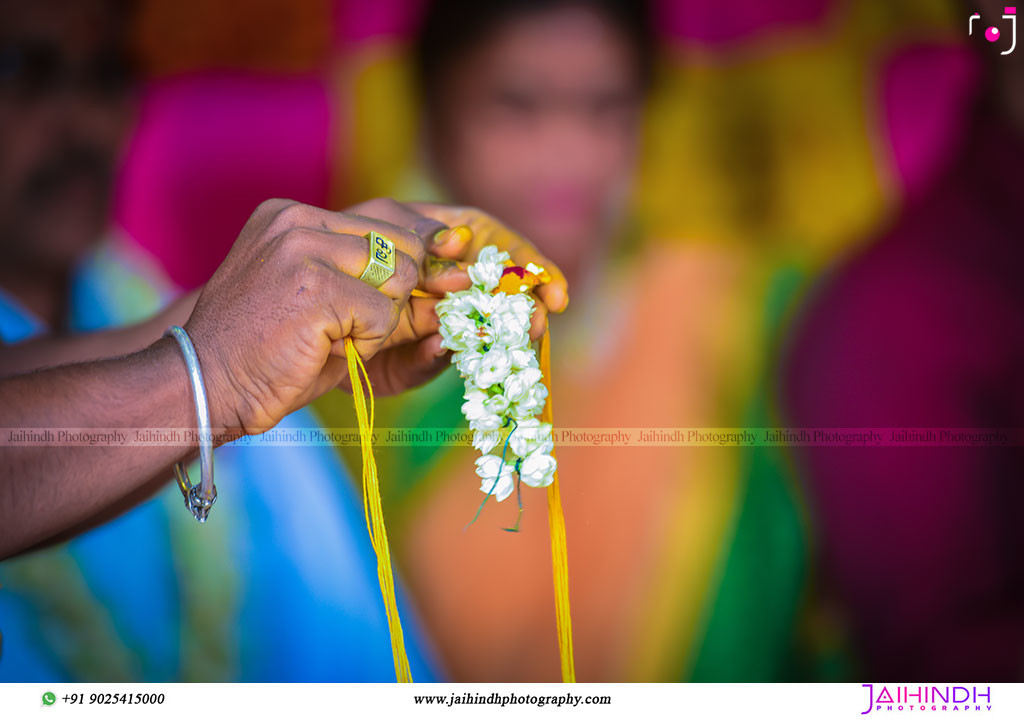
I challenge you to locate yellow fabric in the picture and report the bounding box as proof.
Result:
[539,326,576,683]
[345,337,413,682]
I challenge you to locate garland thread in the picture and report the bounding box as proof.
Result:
[539,325,575,682]
[345,336,413,682]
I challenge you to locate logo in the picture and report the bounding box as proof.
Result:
[41,692,56,706]
[970,7,1017,55]
[861,684,993,713]
[373,234,392,262]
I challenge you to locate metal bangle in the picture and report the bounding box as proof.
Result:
[164,325,217,523]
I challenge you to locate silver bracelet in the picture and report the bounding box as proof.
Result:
[164,325,217,523]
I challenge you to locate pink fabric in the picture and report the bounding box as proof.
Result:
[783,108,1024,681]
[653,0,832,45]
[878,43,981,200]
[332,0,425,43]
[113,73,332,290]
[330,0,834,46]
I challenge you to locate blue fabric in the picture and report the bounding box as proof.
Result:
[222,411,436,681]
[0,254,440,682]
[0,288,44,343]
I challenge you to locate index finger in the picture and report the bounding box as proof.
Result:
[270,200,429,269]
[346,197,451,248]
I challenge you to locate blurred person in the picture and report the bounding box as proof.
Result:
[416,0,649,290]
[314,0,809,681]
[0,0,566,681]
[0,0,134,330]
[782,0,1024,681]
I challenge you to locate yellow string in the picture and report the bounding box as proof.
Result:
[345,322,573,683]
[539,324,576,683]
[345,336,413,683]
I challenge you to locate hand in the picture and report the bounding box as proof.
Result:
[413,203,570,326]
[335,200,570,396]
[184,198,429,435]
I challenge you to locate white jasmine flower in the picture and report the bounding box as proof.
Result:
[466,247,510,291]
[467,289,501,319]
[483,393,511,415]
[509,347,539,370]
[462,389,495,422]
[509,418,554,458]
[454,348,483,378]
[469,415,502,433]
[471,347,513,389]
[510,383,549,420]
[435,290,476,317]
[463,389,503,433]
[476,455,516,502]
[519,450,556,488]
[476,245,511,267]
[489,309,531,349]
[439,311,483,352]
[468,261,503,291]
[504,292,535,320]
[472,428,501,454]
[503,367,542,404]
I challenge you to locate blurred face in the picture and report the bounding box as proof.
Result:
[428,6,646,282]
[0,0,133,275]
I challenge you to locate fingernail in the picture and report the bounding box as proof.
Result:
[435,225,472,245]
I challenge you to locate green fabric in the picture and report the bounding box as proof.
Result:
[686,262,811,681]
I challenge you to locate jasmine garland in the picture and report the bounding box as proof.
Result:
[435,245,557,508]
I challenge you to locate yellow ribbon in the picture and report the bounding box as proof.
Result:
[345,336,413,682]
[539,324,576,683]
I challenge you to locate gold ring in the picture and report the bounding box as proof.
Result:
[359,231,396,288]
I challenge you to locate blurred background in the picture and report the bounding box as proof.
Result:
[3,0,1022,685]
[112,0,974,282]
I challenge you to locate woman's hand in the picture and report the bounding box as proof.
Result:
[413,202,570,324]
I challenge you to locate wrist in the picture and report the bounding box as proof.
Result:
[179,321,250,440]
[160,325,220,522]
[151,328,237,447]
[138,336,199,436]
